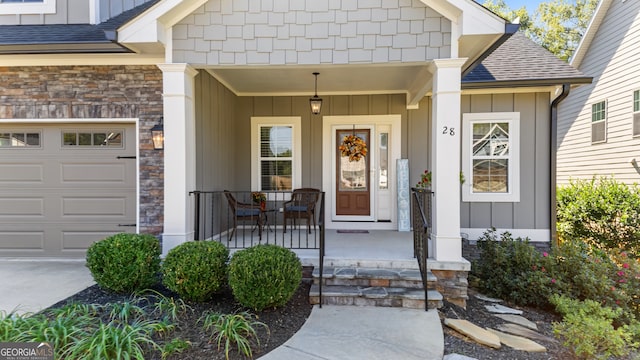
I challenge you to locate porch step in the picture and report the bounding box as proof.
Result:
[310,266,443,309]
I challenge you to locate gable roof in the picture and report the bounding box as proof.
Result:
[570,0,613,68]
[462,32,592,89]
[0,0,159,54]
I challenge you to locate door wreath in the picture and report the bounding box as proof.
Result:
[339,134,367,162]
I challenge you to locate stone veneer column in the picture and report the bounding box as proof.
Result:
[429,58,467,262]
[157,63,199,256]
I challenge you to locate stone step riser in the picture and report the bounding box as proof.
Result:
[309,288,443,309]
[310,267,443,309]
[315,277,434,290]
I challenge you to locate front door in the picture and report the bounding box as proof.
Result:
[336,129,370,216]
[323,115,401,229]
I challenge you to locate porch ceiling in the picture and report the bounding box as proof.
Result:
[206,63,431,100]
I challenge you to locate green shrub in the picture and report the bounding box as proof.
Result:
[547,237,617,306]
[228,245,302,311]
[161,241,229,302]
[471,229,552,307]
[557,177,640,256]
[86,233,161,293]
[199,311,267,360]
[550,294,639,359]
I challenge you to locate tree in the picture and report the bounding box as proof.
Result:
[530,0,598,61]
[482,0,533,31]
[483,0,598,61]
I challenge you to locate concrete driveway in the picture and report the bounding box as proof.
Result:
[0,260,95,315]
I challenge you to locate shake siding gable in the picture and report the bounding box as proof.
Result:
[557,0,640,185]
[174,0,451,65]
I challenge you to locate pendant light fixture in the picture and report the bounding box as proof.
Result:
[309,72,322,115]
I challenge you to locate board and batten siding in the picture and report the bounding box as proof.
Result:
[557,0,640,185]
[194,72,424,191]
[194,70,240,192]
[460,93,551,238]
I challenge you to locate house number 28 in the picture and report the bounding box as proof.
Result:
[442,126,455,136]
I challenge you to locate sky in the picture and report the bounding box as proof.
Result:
[503,0,546,10]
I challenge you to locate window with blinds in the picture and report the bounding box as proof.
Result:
[591,100,607,143]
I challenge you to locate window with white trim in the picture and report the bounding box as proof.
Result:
[462,112,520,202]
[0,0,55,14]
[0,131,41,148]
[251,117,301,192]
[591,100,607,143]
[62,130,123,148]
[633,90,640,137]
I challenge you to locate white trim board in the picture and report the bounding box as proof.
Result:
[461,228,551,243]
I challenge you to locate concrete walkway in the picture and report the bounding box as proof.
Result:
[259,305,444,360]
[0,260,94,315]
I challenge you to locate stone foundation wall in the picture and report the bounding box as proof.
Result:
[431,269,469,308]
[462,239,552,263]
[0,65,164,235]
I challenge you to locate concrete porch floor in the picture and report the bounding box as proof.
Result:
[296,229,418,268]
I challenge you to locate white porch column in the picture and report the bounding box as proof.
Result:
[157,63,199,256]
[429,58,467,262]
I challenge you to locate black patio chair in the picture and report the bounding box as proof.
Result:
[224,190,263,239]
[283,188,320,234]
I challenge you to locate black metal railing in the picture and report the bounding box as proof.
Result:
[190,190,325,306]
[412,188,432,311]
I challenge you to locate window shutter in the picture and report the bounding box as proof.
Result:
[592,121,606,143]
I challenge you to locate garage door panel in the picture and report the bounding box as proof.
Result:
[0,163,44,182]
[0,123,137,258]
[0,231,44,250]
[62,230,127,250]
[62,197,128,216]
[0,197,44,216]
[61,162,127,183]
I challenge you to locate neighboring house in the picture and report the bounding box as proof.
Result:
[0,0,589,303]
[557,0,640,185]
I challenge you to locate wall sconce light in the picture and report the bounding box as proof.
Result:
[309,72,322,115]
[151,117,164,150]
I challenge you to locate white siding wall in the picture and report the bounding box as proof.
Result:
[557,0,640,185]
[173,0,452,65]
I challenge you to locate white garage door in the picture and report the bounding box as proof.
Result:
[0,123,137,258]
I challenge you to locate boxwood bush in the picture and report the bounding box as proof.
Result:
[86,233,161,293]
[228,244,302,311]
[162,241,229,302]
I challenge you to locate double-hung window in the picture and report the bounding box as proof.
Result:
[462,112,520,202]
[591,100,607,143]
[0,0,55,14]
[251,117,301,192]
[633,90,640,137]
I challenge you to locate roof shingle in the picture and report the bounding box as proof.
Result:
[463,32,591,87]
[0,0,159,52]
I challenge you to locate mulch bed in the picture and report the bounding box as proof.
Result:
[47,279,313,360]
[440,288,577,360]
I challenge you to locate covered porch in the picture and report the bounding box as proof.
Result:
[121,0,514,307]
[190,189,469,307]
